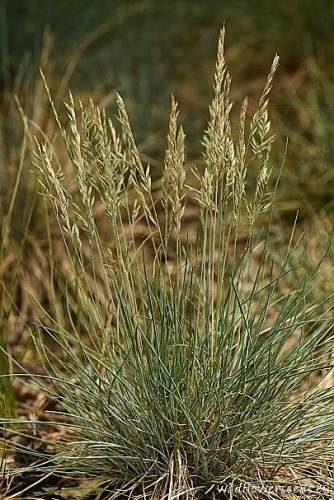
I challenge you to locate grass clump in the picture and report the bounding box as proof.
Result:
[2,30,334,498]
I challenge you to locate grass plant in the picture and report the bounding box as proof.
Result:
[1,29,334,499]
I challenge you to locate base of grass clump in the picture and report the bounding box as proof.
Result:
[2,29,334,499]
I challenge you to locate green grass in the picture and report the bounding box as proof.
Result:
[2,30,334,498]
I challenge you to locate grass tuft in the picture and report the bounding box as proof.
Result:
[2,30,334,499]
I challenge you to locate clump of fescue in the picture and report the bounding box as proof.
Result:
[2,30,334,499]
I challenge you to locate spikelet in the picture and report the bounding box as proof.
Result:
[248,55,279,227]
[116,94,156,226]
[64,93,95,233]
[33,140,82,253]
[162,95,185,237]
[198,27,235,224]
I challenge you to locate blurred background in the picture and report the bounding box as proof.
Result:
[0,0,333,407]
